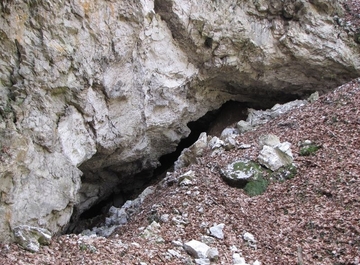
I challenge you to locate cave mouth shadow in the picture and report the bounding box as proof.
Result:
[65,100,259,234]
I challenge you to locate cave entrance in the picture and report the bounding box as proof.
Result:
[66,100,249,234]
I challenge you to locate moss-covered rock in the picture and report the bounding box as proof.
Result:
[220,160,264,188]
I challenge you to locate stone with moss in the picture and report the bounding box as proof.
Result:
[220,160,264,188]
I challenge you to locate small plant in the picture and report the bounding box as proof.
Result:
[79,243,97,253]
[299,144,320,156]
[243,176,268,197]
[79,243,88,251]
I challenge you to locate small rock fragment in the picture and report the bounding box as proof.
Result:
[258,134,280,148]
[207,247,219,261]
[243,232,257,249]
[307,91,319,103]
[208,136,225,150]
[220,127,239,139]
[237,120,253,133]
[183,240,210,259]
[209,223,225,239]
[233,253,248,265]
[195,258,211,265]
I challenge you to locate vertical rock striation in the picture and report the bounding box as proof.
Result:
[0,0,359,241]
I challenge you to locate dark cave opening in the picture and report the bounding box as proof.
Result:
[67,101,251,233]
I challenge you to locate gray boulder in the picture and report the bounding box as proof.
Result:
[13,225,51,252]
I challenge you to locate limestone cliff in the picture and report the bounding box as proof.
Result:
[0,0,359,241]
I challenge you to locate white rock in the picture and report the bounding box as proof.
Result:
[183,240,211,259]
[167,249,182,258]
[258,134,280,148]
[195,258,211,265]
[208,136,225,150]
[243,232,256,243]
[160,214,170,223]
[233,253,248,265]
[207,247,219,260]
[243,232,257,249]
[174,133,208,170]
[220,127,239,140]
[209,223,225,239]
[237,120,253,133]
[258,142,293,171]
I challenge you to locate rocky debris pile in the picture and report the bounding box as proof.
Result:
[237,100,308,133]
[176,95,310,172]
[81,186,155,237]
[173,98,305,196]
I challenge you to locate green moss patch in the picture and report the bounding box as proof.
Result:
[232,161,263,179]
[243,176,268,197]
[270,164,297,181]
[299,144,320,156]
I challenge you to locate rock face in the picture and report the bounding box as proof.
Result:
[0,0,359,241]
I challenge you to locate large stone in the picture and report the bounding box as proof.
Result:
[0,0,359,241]
[13,225,51,252]
[258,142,294,171]
[220,160,264,187]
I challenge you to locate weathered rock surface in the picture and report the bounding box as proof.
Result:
[257,136,294,171]
[0,0,359,241]
[13,225,51,252]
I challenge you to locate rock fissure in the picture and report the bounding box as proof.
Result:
[67,100,249,234]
